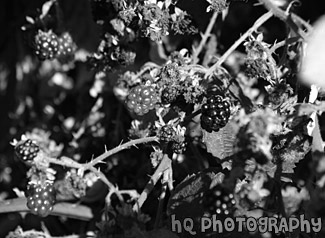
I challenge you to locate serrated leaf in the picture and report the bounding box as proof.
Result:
[300,15,325,89]
[202,120,239,160]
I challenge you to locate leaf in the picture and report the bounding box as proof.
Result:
[166,169,223,237]
[0,198,93,220]
[202,120,239,160]
[300,15,325,89]
[40,0,55,19]
[311,115,324,152]
[167,169,223,216]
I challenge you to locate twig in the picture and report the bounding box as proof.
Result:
[133,154,171,212]
[47,136,158,195]
[84,136,158,169]
[87,166,122,200]
[258,0,310,40]
[205,11,274,77]
[269,36,301,52]
[192,11,219,64]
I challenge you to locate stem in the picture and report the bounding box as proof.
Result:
[154,182,167,229]
[182,109,202,126]
[205,11,273,77]
[84,136,158,169]
[269,36,301,52]
[258,0,310,40]
[87,166,122,200]
[133,154,171,212]
[192,11,219,64]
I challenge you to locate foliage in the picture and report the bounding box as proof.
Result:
[0,0,325,237]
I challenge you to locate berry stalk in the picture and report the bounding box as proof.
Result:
[205,11,274,77]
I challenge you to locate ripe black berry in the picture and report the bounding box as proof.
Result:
[200,93,231,133]
[158,125,176,143]
[161,86,180,104]
[203,185,236,215]
[34,30,59,60]
[26,182,56,217]
[56,32,76,61]
[15,139,40,162]
[126,85,159,116]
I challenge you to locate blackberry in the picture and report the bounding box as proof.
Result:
[56,32,76,61]
[161,86,180,104]
[26,182,56,217]
[34,30,59,60]
[126,85,159,116]
[158,125,176,143]
[15,139,40,162]
[171,138,187,154]
[200,93,231,133]
[203,185,236,215]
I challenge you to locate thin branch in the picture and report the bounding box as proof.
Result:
[258,0,310,40]
[133,154,171,212]
[192,11,219,64]
[205,11,274,77]
[84,136,158,169]
[269,36,301,52]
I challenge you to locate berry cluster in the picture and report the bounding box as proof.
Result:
[26,182,56,217]
[15,139,40,162]
[171,137,187,154]
[34,30,76,61]
[126,85,159,116]
[203,185,236,215]
[158,125,176,143]
[200,88,231,133]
